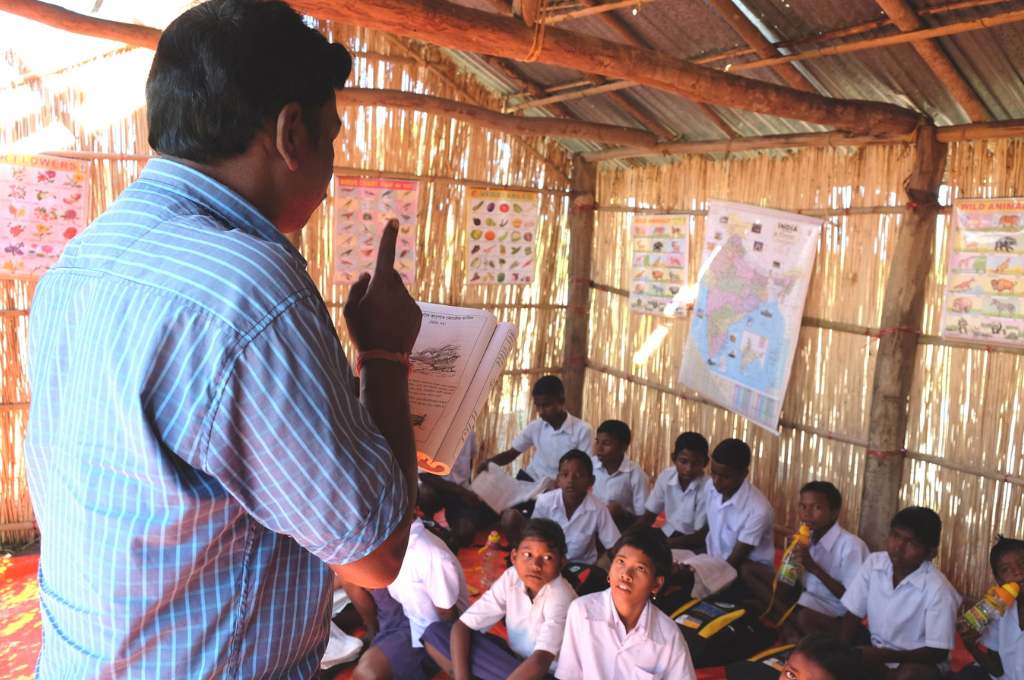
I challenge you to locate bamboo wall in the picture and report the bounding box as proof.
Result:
[0,22,570,543]
[588,140,1024,597]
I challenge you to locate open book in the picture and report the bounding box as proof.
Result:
[411,303,516,475]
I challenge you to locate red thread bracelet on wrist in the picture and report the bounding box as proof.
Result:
[355,350,412,376]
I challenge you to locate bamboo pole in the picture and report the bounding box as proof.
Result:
[505,80,639,112]
[338,88,658,147]
[542,0,659,25]
[875,0,990,122]
[859,125,948,550]
[730,7,1024,73]
[289,0,924,136]
[562,156,596,416]
[0,0,160,47]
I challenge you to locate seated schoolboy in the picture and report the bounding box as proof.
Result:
[351,517,470,680]
[422,518,577,680]
[632,432,712,550]
[706,438,775,572]
[839,506,961,680]
[956,535,1024,680]
[741,481,868,639]
[555,527,697,680]
[591,419,649,529]
[419,432,498,550]
[476,375,593,483]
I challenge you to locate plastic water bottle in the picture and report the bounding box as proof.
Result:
[959,582,1020,635]
[777,524,812,586]
[479,531,505,590]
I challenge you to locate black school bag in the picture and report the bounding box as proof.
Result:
[655,592,777,668]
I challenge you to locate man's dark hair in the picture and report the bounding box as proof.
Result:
[532,375,565,400]
[147,0,352,163]
[990,535,1024,574]
[800,481,843,512]
[558,449,593,477]
[597,420,631,447]
[793,633,865,680]
[711,438,751,470]
[673,432,709,461]
[612,527,673,580]
[517,518,568,558]
[891,506,942,549]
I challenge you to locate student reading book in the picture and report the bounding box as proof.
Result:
[409,304,516,474]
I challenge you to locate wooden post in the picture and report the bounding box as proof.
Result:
[858,124,948,549]
[562,156,596,417]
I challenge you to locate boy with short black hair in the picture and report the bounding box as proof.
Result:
[591,419,649,529]
[476,375,593,483]
[706,438,774,571]
[840,506,961,680]
[957,535,1024,680]
[633,431,712,550]
[741,481,868,639]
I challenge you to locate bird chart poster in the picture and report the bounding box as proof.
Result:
[0,154,91,279]
[941,197,1024,347]
[629,213,690,317]
[333,176,419,286]
[465,188,538,285]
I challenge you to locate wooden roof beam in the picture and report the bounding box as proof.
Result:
[704,0,817,93]
[874,0,991,122]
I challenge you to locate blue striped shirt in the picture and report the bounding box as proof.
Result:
[25,158,408,678]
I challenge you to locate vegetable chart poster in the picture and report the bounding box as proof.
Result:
[466,188,538,285]
[629,213,689,317]
[333,176,419,285]
[1,154,91,279]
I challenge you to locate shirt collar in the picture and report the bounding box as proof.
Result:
[815,522,842,551]
[671,472,704,492]
[876,553,934,590]
[599,589,665,645]
[599,457,636,476]
[719,478,750,508]
[559,490,598,517]
[137,158,305,264]
[542,413,577,434]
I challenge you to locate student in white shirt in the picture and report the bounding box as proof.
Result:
[632,432,711,550]
[742,481,868,638]
[591,420,649,529]
[422,518,577,680]
[476,375,593,483]
[556,527,696,680]
[705,438,775,570]
[840,507,961,680]
[352,518,469,680]
[958,536,1024,680]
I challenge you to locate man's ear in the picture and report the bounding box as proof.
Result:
[274,102,305,172]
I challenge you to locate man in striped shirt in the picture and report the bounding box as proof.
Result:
[24,1,420,677]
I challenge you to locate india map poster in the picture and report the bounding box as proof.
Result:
[680,200,821,433]
[629,214,690,317]
[0,154,90,279]
[465,188,538,285]
[333,176,419,285]
[940,197,1024,347]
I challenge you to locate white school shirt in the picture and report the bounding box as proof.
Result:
[512,414,593,482]
[555,589,696,680]
[705,479,775,566]
[645,470,710,537]
[796,522,870,617]
[980,602,1024,680]
[592,458,649,517]
[460,567,577,669]
[532,489,621,564]
[386,519,470,647]
[840,551,961,665]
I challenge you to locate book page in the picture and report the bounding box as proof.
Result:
[469,464,553,513]
[409,304,496,466]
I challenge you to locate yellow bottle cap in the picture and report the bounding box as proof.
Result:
[997,582,1020,603]
[798,524,812,538]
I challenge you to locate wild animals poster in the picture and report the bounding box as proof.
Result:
[629,213,690,317]
[465,188,538,285]
[0,154,91,279]
[941,197,1024,347]
[333,177,419,285]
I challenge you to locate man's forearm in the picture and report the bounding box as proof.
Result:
[361,361,418,514]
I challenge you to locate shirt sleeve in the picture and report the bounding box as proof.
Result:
[840,557,872,618]
[532,492,556,522]
[554,600,585,680]
[691,478,710,531]
[923,581,961,650]
[575,422,594,455]
[736,498,772,547]
[665,624,698,680]
[460,568,510,631]
[200,296,408,565]
[596,505,622,553]
[428,549,466,611]
[511,421,537,454]
[979,616,1001,650]
[630,468,650,517]
[838,537,870,589]
[645,472,666,515]
[533,581,575,656]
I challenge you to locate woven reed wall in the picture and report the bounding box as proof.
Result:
[0,22,570,544]
[588,140,1024,597]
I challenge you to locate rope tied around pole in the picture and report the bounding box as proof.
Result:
[523,0,549,62]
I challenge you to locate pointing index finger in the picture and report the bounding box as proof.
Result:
[374,219,399,279]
